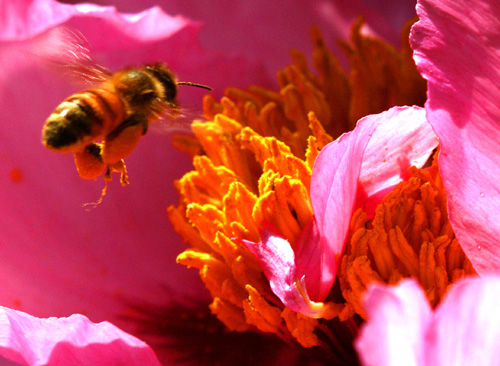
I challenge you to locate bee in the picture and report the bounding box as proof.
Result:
[42,30,211,190]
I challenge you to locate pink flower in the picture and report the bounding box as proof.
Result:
[250,0,500,334]
[244,106,438,317]
[356,277,500,366]
[1,0,422,364]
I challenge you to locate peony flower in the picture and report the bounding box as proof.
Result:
[170,0,500,364]
[0,0,422,362]
[168,1,463,363]
[14,0,495,364]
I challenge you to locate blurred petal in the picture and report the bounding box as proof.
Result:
[411,0,500,274]
[355,279,430,366]
[0,306,161,366]
[61,0,418,76]
[309,106,436,301]
[0,0,268,354]
[0,0,271,94]
[431,276,500,366]
[357,277,500,366]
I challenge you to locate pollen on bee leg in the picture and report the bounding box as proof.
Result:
[73,143,106,180]
[104,160,129,186]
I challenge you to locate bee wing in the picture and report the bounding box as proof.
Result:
[31,26,111,85]
[149,106,207,135]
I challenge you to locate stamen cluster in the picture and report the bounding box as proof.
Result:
[168,19,429,355]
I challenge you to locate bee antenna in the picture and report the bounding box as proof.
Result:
[177,81,213,91]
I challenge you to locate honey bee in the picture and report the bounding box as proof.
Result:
[42,30,211,191]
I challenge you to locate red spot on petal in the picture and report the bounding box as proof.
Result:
[10,168,23,182]
[12,299,21,308]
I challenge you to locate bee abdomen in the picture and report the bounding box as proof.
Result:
[43,88,125,152]
[43,98,96,151]
[84,88,126,128]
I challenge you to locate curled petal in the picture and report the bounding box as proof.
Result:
[241,223,339,319]
[0,306,161,366]
[411,0,500,274]
[309,109,378,301]
[310,106,436,302]
[359,107,438,215]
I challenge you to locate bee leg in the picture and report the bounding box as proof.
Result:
[104,160,129,186]
[73,143,106,180]
[102,114,148,164]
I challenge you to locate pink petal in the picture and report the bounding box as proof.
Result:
[62,0,418,75]
[359,106,438,216]
[309,110,379,301]
[411,0,500,274]
[310,106,436,302]
[356,277,500,366]
[294,217,323,300]
[0,306,161,366]
[430,276,500,366]
[355,279,431,366]
[241,223,331,318]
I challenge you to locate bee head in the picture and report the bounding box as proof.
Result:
[145,63,178,103]
[146,63,212,104]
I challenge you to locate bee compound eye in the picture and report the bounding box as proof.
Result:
[145,65,177,102]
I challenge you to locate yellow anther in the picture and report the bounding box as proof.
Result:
[170,21,431,351]
[243,285,283,333]
[339,161,477,320]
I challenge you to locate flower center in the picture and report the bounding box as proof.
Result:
[169,18,430,363]
[338,158,477,322]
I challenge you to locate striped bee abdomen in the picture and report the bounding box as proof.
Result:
[42,86,126,152]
